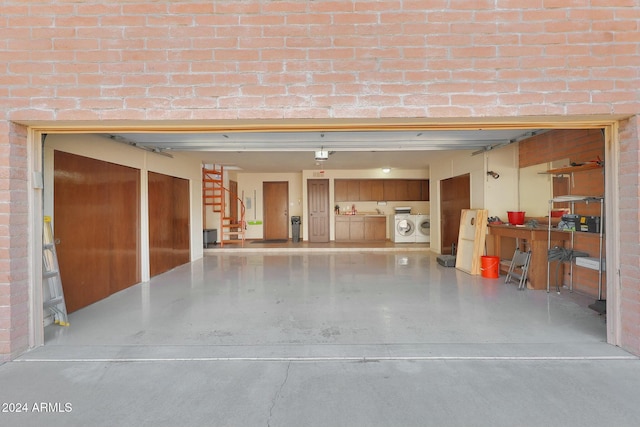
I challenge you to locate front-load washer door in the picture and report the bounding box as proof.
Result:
[396,219,415,236]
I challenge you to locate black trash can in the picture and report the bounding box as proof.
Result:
[291,216,301,242]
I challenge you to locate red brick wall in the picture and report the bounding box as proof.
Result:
[1,1,640,356]
[0,123,29,361]
[2,1,640,122]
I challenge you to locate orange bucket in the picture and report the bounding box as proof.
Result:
[480,256,500,279]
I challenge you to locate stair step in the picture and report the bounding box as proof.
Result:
[223,231,245,236]
[220,240,244,246]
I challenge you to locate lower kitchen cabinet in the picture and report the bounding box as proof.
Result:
[335,215,386,242]
[364,216,386,241]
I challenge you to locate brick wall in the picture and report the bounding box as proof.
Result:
[0,123,29,361]
[2,1,640,122]
[1,1,640,356]
[618,117,640,353]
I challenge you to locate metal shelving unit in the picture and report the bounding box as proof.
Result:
[546,196,605,302]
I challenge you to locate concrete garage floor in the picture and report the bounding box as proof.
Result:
[2,251,640,427]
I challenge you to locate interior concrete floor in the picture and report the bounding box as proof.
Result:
[2,249,639,427]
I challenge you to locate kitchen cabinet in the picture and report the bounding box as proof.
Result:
[335,216,351,240]
[407,180,423,200]
[334,180,349,202]
[347,180,360,201]
[335,215,386,242]
[420,180,430,201]
[349,216,365,240]
[364,216,386,241]
[334,179,429,202]
[384,179,429,201]
[359,180,384,201]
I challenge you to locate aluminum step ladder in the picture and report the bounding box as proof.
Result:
[42,216,69,326]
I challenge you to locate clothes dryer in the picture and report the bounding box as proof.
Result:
[415,214,431,243]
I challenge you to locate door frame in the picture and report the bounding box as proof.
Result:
[23,118,622,351]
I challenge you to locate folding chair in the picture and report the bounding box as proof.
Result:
[505,240,532,290]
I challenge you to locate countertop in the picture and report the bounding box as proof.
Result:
[336,213,386,217]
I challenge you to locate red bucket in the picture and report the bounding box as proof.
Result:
[507,211,525,225]
[480,256,500,279]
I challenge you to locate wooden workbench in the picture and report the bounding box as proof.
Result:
[487,224,568,290]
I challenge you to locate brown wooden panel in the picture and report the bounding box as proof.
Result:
[406,180,422,200]
[149,172,190,277]
[347,180,360,201]
[334,180,348,202]
[440,174,470,254]
[383,180,397,201]
[371,180,384,200]
[364,217,386,241]
[149,172,174,277]
[349,216,365,240]
[54,150,140,313]
[108,160,141,294]
[359,180,372,201]
[334,216,350,241]
[420,180,430,201]
[173,176,191,265]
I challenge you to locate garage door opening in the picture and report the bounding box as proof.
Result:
[26,118,620,353]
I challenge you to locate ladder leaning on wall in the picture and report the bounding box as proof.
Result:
[42,216,69,327]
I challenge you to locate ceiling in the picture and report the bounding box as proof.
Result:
[108,128,544,173]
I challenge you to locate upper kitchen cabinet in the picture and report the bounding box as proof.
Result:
[359,180,384,201]
[334,179,349,201]
[334,179,429,202]
[335,179,368,201]
[383,179,428,201]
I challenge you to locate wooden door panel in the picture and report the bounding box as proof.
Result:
[308,179,329,243]
[149,172,173,277]
[440,174,470,254]
[54,150,140,313]
[263,181,289,240]
[172,176,190,266]
[108,162,141,293]
[149,172,190,277]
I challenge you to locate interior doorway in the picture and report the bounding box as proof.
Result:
[440,173,471,255]
[307,179,330,243]
[263,181,289,240]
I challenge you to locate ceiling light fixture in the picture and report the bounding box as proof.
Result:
[382,168,391,173]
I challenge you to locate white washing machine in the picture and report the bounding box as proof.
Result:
[415,214,431,243]
[390,214,417,243]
